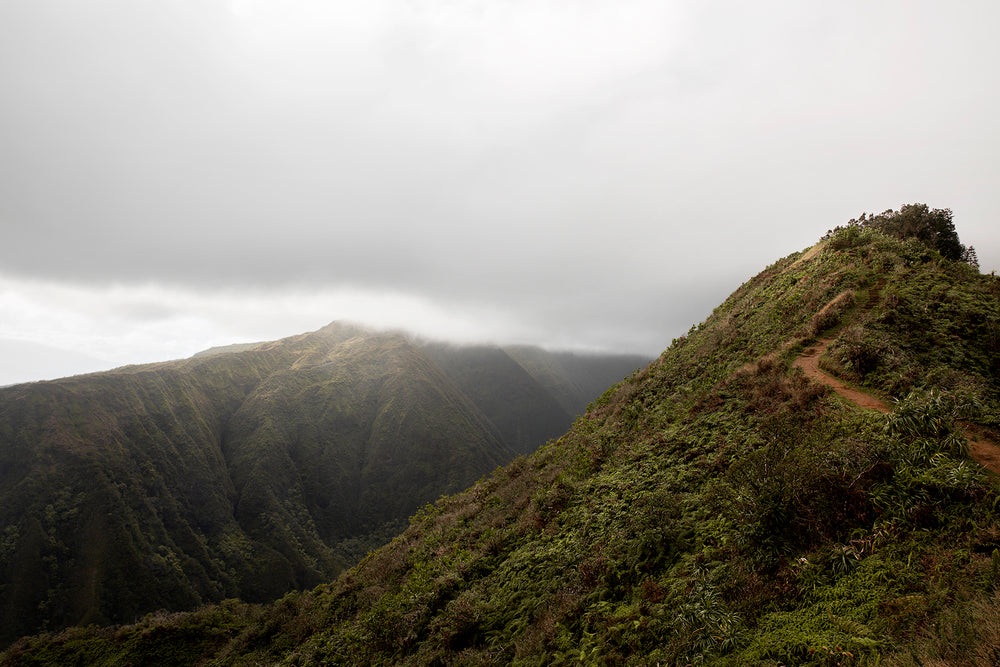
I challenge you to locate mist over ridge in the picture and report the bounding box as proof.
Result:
[1,1,997,385]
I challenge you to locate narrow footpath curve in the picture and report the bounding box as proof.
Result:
[793,339,888,413]
[792,279,891,414]
[793,338,1000,477]
[792,277,1000,475]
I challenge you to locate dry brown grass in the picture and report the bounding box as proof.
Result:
[886,592,1000,666]
[805,289,856,337]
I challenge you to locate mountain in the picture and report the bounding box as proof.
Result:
[419,344,647,456]
[4,208,1000,666]
[0,323,648,648]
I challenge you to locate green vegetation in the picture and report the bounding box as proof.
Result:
[824,203,969,262]
[0,325,645,648]
[3,205,999,665]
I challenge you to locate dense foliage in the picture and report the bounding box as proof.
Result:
[3,219,1000,665]
[824,203,970,263]
[0,326,645,648]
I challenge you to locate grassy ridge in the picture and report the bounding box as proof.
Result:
[290,229,998,665]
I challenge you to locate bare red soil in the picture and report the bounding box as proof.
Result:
[793,338,889,414]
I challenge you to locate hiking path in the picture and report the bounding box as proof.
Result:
[791,283,1000,476]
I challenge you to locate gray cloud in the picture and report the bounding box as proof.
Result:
[1,0,998,379]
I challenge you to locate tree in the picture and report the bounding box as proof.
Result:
[961,245,980,270]
[865,204,964,261]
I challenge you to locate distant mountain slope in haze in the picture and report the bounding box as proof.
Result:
[423,345,564,456]
[421,343,650,455]
[0,323,649,647]
[504,346,652,416]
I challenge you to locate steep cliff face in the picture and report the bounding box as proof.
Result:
[0,322,647,647]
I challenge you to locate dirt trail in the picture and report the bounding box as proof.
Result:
[791,282,1000,476]
[793,339,888,413]
[963,423,1000,477]
[792,279,890,413]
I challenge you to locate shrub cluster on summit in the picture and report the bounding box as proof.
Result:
[823,203,973,265]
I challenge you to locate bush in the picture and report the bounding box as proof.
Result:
[831,326,894,380]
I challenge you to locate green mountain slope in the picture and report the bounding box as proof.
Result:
[0,323,647,649]
[504,346,653,418]
[4,211,999,666]
[423,344,570,456]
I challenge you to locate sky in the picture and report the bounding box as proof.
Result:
[1,0,998,386]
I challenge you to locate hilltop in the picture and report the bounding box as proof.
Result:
[3,207,1000,665]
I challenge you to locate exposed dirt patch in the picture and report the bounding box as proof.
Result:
[962,422,1000,477]
[786,242,824,271]
[969,438,1000,476]
[793,338,888,413]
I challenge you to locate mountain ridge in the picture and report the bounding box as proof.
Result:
[0,322,647,647]
[4,208,999,665]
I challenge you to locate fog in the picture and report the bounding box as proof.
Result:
[1,0,997,385]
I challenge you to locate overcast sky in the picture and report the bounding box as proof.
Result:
[1,0,998,385]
